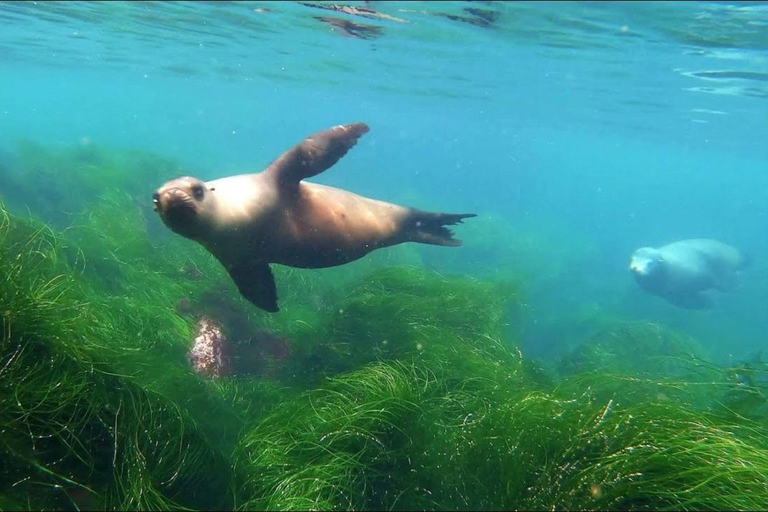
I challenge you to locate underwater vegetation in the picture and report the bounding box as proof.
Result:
[558,320,708,378]
[0,207,238,510]
[233,316,768,510]
[1,142,768,510]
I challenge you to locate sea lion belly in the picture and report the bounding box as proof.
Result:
[271,182,409,268]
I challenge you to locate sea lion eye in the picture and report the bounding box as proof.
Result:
[152,193,160,204]
[192,184,205,200]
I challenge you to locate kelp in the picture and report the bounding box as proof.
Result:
[0,202,293,510]
[230,267,768,511]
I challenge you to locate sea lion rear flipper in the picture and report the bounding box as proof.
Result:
[404,210,477,247]
[265,123,370,188]
[224,260,279,313]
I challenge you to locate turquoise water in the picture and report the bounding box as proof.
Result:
[1,1,767,361]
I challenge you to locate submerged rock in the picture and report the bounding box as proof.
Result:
[189,316,232,378]
[188,315,292,379]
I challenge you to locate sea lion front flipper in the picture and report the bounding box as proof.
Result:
[224,260,279,312]
[264,123,370,188]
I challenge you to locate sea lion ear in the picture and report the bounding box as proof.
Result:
[264,122,370,188]
[224,260,279,312]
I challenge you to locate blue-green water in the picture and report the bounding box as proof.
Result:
[3,2,768,510]
[1,2,767,373]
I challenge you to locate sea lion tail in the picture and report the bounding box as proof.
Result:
[405,210,476,247]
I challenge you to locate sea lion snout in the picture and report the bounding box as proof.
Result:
[630,239,745,309]
[629,258,647,275]
[629,248,659,276]
[153,182,206,239]
[155,188,196,215]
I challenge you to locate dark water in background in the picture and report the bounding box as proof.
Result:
[1,1,767,363]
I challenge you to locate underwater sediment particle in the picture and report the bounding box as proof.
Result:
[189,316,232,378]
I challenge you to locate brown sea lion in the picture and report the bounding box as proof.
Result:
[153,123,475,312]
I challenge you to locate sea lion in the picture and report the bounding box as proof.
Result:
[629,239,748,309]
[153,122,475,313]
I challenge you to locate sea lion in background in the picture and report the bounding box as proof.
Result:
[153,122,475,313]
[629,239,749,309]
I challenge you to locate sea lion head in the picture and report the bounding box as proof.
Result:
[629,247,665,290]
[153,176,216,240]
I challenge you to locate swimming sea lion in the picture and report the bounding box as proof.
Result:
[629,239,748,309]
[153,122,475,313]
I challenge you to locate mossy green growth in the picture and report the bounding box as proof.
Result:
[235,361,423,511]
[508,378,768,511]
[716,356,768,425]
[233,266,768,511]
[234,357,538,511]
